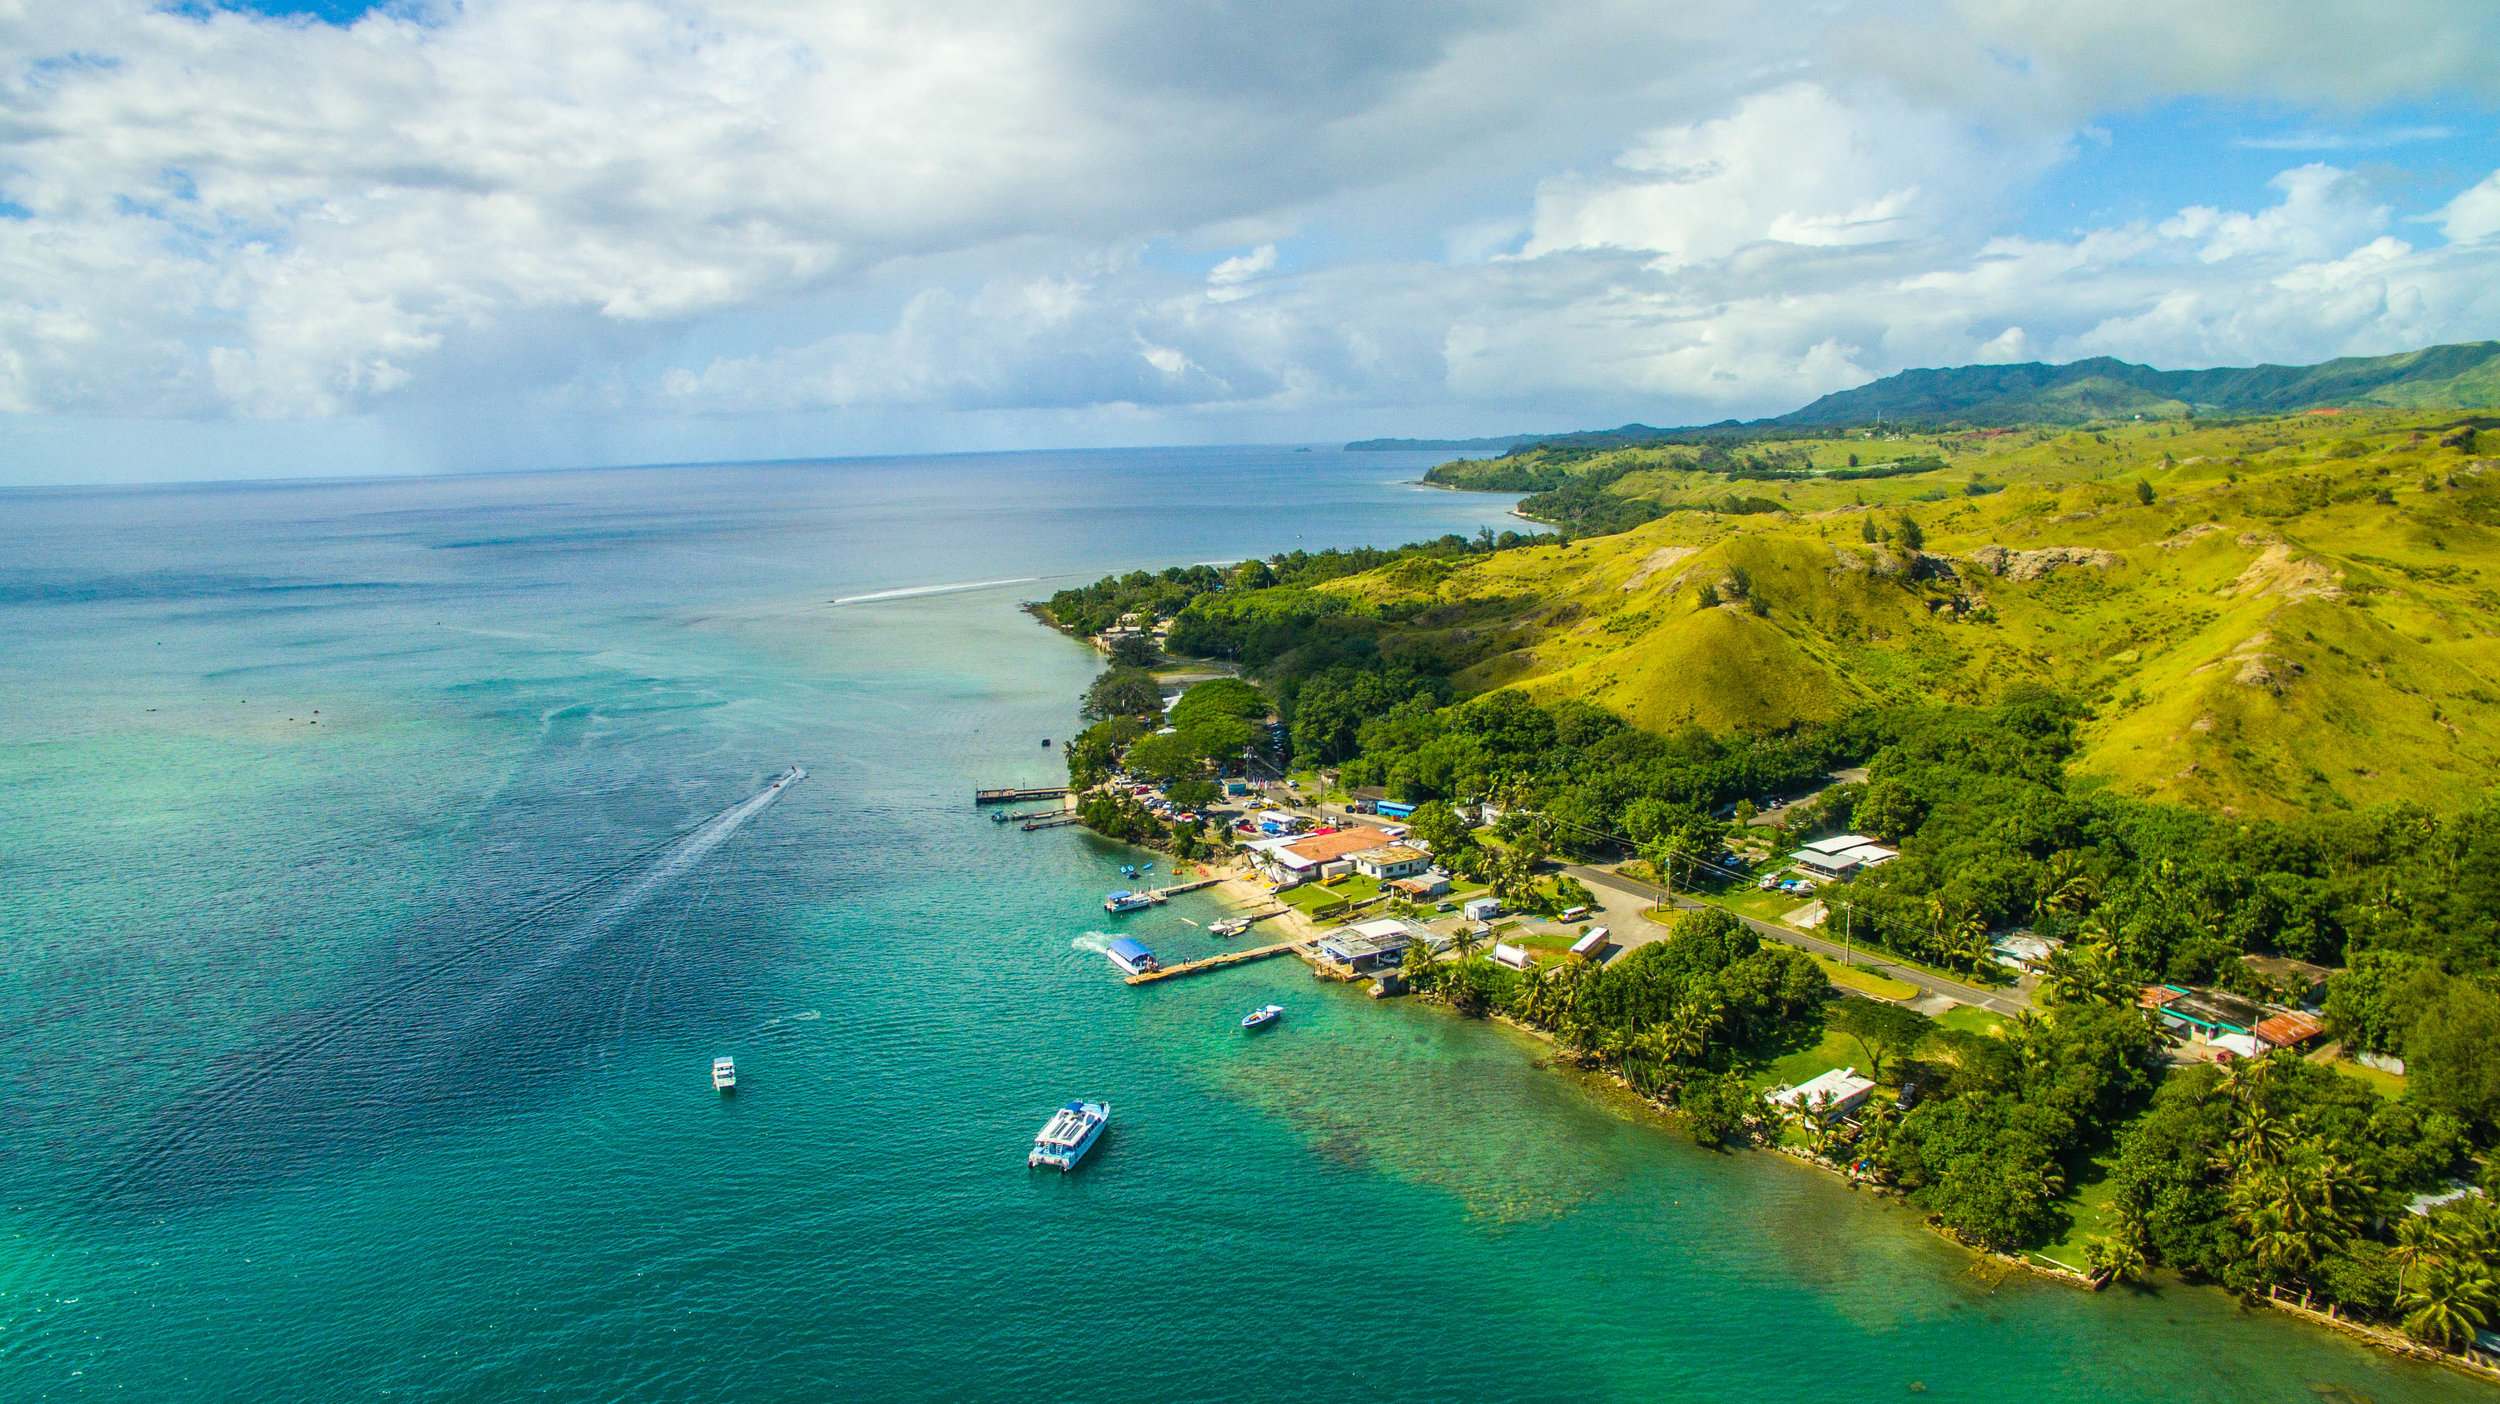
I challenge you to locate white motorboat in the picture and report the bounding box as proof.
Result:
[713,1056,736,1092]
[1028,1100,1110,1170]
[1240,1004,1283,1030]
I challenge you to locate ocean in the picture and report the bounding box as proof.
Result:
[0,446,2478,1402]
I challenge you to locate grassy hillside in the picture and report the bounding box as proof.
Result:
[1300,409,2500,816]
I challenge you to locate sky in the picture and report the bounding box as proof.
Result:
[2,1,2498,483]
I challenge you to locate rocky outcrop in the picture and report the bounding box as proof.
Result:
[1965,545,2123,581]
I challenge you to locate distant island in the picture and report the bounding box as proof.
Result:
[1352,340,2500,453]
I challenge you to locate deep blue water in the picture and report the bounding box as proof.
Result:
[0,447,2483,1402]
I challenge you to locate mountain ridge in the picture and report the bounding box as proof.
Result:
[1349,340,2500,451]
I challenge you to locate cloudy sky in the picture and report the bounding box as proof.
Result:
[3,0,2498,482]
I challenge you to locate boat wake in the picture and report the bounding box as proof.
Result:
[96,766,807,1209]
[831,577,1037,606]
[1069,932,1119,956]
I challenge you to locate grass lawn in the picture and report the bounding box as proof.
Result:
[1700,885,1822,927]
[1506,929,1584,955]
[2322,1056,2407,1098]
[2036,1153,2123,1272]
[1931,1003,2014,1038]
[1812,953,1919,1001]
[1750,1028,1872,1094]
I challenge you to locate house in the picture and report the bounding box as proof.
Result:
[1316,918,1419,973]
[2139,985,2265,1040]
[2255,1009,2326,1051]
[1351,844,1430,881]
[1789,833,1901,882]
[1990,931,2063,972]
[1491,941,1534,970]
[1771,1066,1877,1121]
[1463,897,1501,922]
[2241,954,2335,1007]
[1389,873,1451,900]
[1245,827,1388,885]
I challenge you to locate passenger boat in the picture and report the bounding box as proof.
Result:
[712,1056,736,1092]
[1104,936,1160,976]
[1103,889,1156,913]
[1028,1100,1110,1171]
[1240,1004,1284,1030]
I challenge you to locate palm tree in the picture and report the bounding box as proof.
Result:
[2039,850,2099,916]
[1450,923,1483,959]
[1661,997,1720,1064]
[2402,1260,2498,1352]
[2082,1234,2148,1290]
[2393,1213,2449,1287]
[1950,911,1994,974]
[2226,1107,2293,1171]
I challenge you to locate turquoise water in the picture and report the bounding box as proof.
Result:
[0,447,2482,1402]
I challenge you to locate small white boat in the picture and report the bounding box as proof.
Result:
[712,1056,736,1092]
[1208,916,1250,938]
[1029,1100,1110,1170]
[1240,1004,1283,1030]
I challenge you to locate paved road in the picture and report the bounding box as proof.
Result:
[1568,865,2033,1016]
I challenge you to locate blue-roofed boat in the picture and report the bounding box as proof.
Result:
[1103,889,1156,913]
[1029,1100,1110,1170]
[1104,936,1160,976]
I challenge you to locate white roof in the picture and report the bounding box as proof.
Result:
[1492,942,1533,968]
[1791,848,1858,869]
[1836,843,1897,865]
[1771,1066,1876,1109]
[2213,1033,2262,1058]
[1350,918,1412,940]
[1569,928,1608,954]
[1801,833,1876,855]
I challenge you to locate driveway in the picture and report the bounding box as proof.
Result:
[1567,865,2033,1016]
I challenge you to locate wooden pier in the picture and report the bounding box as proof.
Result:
[1022,816,1080,831]
[1125,939,1309,985]
[975,785,1069,805]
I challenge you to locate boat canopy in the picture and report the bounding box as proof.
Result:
[1107,936,1155,962]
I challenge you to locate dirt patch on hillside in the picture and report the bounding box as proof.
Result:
[1965,544,2123,581]
[1622,545,1699,592]
[2227,542,2343,601]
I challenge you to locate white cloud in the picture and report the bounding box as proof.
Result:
[1,0,2498,480]
[1519,85,2044,268]
[2442,173,2500,246]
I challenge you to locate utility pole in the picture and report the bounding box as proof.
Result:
[1843,901,1852,968]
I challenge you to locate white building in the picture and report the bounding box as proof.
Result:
[1351,844,1431,880]
[1771,1066,1877,1121]
[1789,834,1900,882]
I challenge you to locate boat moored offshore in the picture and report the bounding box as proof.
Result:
[1103,889,1157,913]
[713,1056,736,1092]
[1028,1100,1110,1170]
[1103,936,1160,976]
[1240,1004,1283,1030]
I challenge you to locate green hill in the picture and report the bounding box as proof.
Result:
[1394,343,2500,462]
[1778,341,2500,428]
[1243,407,2500,817]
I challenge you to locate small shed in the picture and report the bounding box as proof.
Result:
[1463,897,1501,922]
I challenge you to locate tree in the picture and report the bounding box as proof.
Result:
[2082,1233,2147,1290]
[2401,1260,2497,1350]
[1083,667,1164,721]
[1896,513,1925,551]
[1449,924,1484,959]
[1107,633,1159,668]
[1827,998,1931,1082]
[1166,778,1219,809]
[1406,801,1476,860]
[2135,479,2156,505]
[2405,980,2500,1134]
